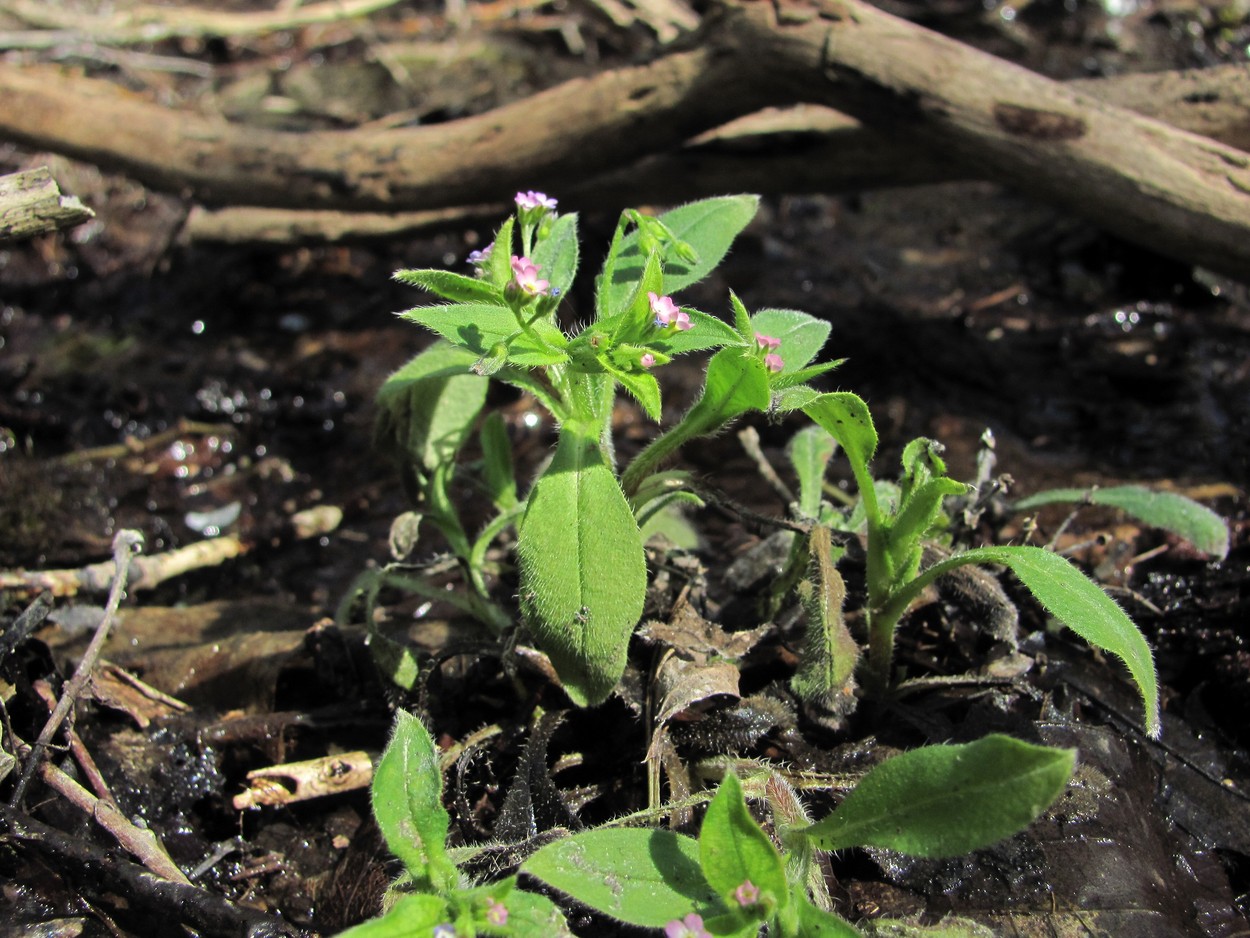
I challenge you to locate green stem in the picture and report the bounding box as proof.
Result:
[863,549,981,699]
[621,411,718,498]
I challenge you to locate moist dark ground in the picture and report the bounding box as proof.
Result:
[1,1,1249,936]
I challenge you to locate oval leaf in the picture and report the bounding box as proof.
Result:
[370,711,456,892]
[749,308,831,373]
[801,735,1075,857]
[532,211,580,301]
[521,828,722,928]
[699,772,788,908]
[394,268,505,305]
[517,430,647,705]
[1013,485,1229,560]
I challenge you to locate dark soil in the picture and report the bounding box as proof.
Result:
[2,2,1249,936]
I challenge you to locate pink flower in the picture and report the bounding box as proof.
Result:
[510,255,550,296]
[649,291,691,331]
[755,332,781,351]
[734,879,760,907]
[485,898,508,926]
[640,353,656,369]
[764,352,784,373]
[664,913,711,938]
[515,190,557,211]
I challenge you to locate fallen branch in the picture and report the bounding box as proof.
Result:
[0,0,408,44]
[2,0,1249,276]
[184,65,1250,245]
[0,810,312,938]
[0,165,94,241]
[0,505,342,598]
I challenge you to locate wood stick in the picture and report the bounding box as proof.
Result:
[762,0,1250,278]
[0,166,94,241]
[2,0,1249,275]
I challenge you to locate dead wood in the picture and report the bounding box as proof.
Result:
[0,166,94,241]
[2,0,1250,275]
[0,809,313,938]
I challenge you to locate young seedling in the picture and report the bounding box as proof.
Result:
[340,713,1075,937]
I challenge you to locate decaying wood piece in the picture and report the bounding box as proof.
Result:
[182,60,1250,244]
[0,166,93,241]
[766,0,1250,279]
[0,0,407,44]
[2,0,1249,275]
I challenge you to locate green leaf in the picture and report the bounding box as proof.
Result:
[952,545,1160,737]
[1013,485,1229,560]
[375,341,487,475]
[370,711,457,892]
[334,894,449,938]
[749,308,831,372]
[605,361,663,422]
[479,411,517,510]
[794,896,863,937]
[729,291,753,342]
[394,268,505,305]
[517,429,647,705]
[652,309,744,357]
[769,358,845,390]
[532,211,580,300]
[802,392,880,526]
[792,526,860,713]
[800,735,1075,857]
[802,393,878,475]
[401,303,567,364]
[605,196,760,309]
[689,349,772,429]
[521,828,724,928]
[487,216,515,289]
[493,888,573,937]
[886,477,968,578]
[788,425,837,519]
[700,773,788,911]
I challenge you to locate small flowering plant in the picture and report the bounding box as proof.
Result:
[336,712,1075,936]
[374,192,842,705]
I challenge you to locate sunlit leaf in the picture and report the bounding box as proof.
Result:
[1014,485,1229,560]
[800,735,1074,857]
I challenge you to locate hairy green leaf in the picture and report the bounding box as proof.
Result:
[953,545,1160,737]
[532,211,580,300]
[370,711,456,892]
[479,411,517,510]
[334,894,449,938]
[749,308,831,372]
[700,772,788,911]
[394,268,505,305]
[794,897,862,936]
[375,341,487,475]
[604,196,760,309]
[800,735,1075,857]
[517,430,647,705]
[521,828,723,928]
[689,348,772,429]
[1013,485,1229,560]
[652,309,744,356]
[788,425,837,519]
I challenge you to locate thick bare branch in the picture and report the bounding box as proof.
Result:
[2,0,1249,276]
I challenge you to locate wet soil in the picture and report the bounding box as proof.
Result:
[2,1,1250,936]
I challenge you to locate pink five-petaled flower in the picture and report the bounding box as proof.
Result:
[764,352,784,373]
[515,190,557,211]
[664,913,711,938]
[755,332,781,351]
[510,255,550,296]
[640,353,656,369]
[485,898,508,927]
[734,879,761,907]
[649,291,691,331]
